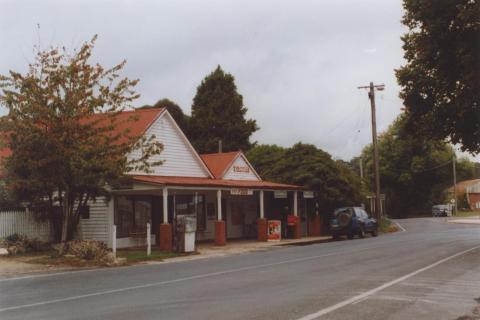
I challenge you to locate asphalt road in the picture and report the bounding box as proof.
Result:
[0,218,479,320]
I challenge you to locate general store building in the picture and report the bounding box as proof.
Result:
[2,108,321,249]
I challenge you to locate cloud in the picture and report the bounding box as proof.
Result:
[0,0,406,160]
[363,48,377,53]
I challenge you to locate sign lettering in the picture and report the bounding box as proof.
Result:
[274,191,288,199]
[303,191,314,198]
[230,189,253,196]
[233,166,250,173]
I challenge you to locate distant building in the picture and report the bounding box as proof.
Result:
[466,180,480,211]
[447,179,480,211]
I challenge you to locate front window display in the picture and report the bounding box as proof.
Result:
[115,196,152,238]
[175,194,206,231]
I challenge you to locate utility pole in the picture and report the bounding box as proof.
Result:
[359,157,364,181]
[358,82,385,222]
[453,154,457,216]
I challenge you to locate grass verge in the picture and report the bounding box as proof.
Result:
[26,253,107,268]
[2,248,184,269]
[379,217,399,233]
[116,248,181,263]
[454,211,479,218]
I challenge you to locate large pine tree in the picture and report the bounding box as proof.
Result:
[140,98,190,134]
[189,66,258,153]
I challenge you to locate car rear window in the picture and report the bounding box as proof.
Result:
[334,208,352,216]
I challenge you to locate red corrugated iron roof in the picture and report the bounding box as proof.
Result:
[132,175,304,190]
[0,108,165,163]
[0,148,11,159]
[0,148,11,176]
[83,107,164,143]
[200,151,240,178]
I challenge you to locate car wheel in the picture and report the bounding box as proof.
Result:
[359,227,365,238]
[372,229,378,237]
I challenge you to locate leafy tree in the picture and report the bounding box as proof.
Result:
[0,37,163,244]
[244,144,286,181]
[247,143,363,214]
[360,114,476,217]
[396,0,480,153]
[140,98,190,134]
[190,66,258,153]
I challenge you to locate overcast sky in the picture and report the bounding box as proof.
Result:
[0,0,460,161]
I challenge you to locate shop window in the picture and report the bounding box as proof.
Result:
[174,194,206,231]
[175,195,196,216]
[114,196,152,238]
[134,199,152,233]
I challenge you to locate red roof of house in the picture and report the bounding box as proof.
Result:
[200,151,240,179]
[132,175,304,190]
[83,107,164,143]
[0,147,11,176]
[0,148,11,160]
[0,108,165,162]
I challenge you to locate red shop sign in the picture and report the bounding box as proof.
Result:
[267,220,281,241]
[287,215,299,226]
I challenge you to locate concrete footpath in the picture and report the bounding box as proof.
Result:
[448,216,480,225]
[0,236,331,276]
[157,236,331,264]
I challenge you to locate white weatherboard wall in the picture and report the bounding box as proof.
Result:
[223,155,259,181]
[128,113,210,178]
[0,200,109,243]
[77,197,109,243]
[0,210,52,241]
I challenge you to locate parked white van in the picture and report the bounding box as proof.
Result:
[432,204,453,217]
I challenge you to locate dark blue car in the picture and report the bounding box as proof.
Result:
[329,207,378,239]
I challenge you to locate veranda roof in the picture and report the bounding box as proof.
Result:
[132,175,304,190]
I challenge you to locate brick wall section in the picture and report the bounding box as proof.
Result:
[215,221,226,246]
[257,218,268,241]
[468,193,480,211]
[293,221,302,239]
[308,215,322,236]
[159,224,172,251]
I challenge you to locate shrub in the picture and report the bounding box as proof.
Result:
[66,240,112,262]
[5,233,22,243]
[1,233,51,255]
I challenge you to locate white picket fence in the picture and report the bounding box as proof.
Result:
[0,209,52,241]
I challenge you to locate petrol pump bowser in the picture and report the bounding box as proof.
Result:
[175,215,197,253]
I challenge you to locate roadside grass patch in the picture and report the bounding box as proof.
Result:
[0,250,105,268]
[379,217,399,233]
[0,247,187,270]
[454,211,479,218]
[26,253,108,268]
[116,248,181,263]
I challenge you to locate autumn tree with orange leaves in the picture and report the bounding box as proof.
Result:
[0,37,163,244]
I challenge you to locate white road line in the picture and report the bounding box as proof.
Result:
[394,221,406,232]
[0,267,107,283]
[295,245,480,320]
[0,235,411,283]
[0,250,357,312]
[0,241,473,313]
